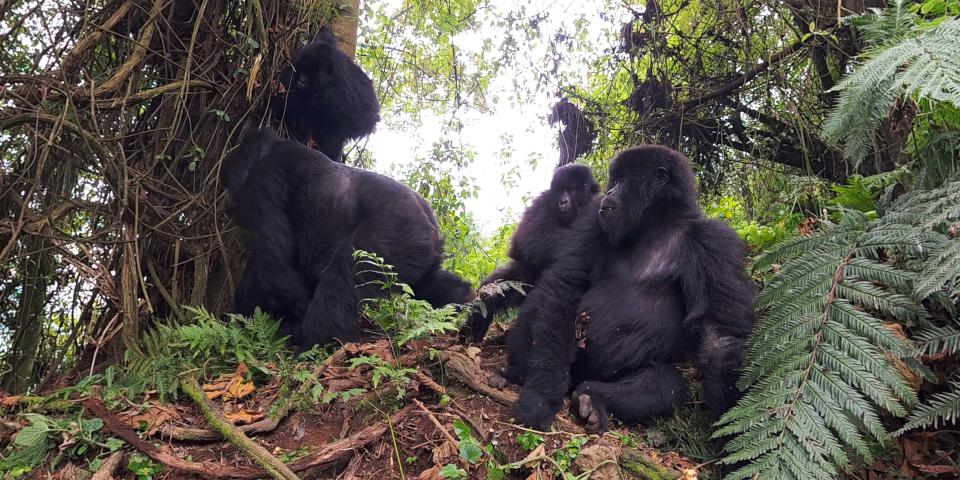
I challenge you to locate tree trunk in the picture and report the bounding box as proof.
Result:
[1,236,53,393]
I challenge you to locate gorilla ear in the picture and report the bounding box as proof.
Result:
[655,166,670,185]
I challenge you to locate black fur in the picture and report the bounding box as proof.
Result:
[503,146,756,432]
[461,164,599,342]
[273,28,380,162]
[221,128,471,347]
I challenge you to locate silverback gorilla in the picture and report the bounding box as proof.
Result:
[503,146,755,432]
[221,128,471,348]
[273,28,380,162]
[461,164,599,342]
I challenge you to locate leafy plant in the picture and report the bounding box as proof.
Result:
[823,0,960,166]
[348,354,416,399]
[0,413,123,478]
[354,250,463,346]
[516,431,545,451]
[127,453,163,480]
[123,307,292,400]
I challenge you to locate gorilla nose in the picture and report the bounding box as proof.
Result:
[559,199,570,207]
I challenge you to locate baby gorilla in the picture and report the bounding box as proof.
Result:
[504,146,756,433]
[221,128,471,348]
[273,28,380,162]
[461,164,598,343]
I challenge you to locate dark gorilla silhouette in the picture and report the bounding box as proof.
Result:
[273,28,380,162]
[501,146,755,433]
[221,128,471,347]
[460,164,599,343]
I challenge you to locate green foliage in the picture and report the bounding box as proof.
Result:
[704,196,801,253]
[123,307,292,400]
[354,250,463,346]
[552,436,588,474]
[126,453,163,480]
[717,175,960,477]
[823,0,960,166]
[717,208,929,479]
[516,431,545,451]
[439,463,468,479]
[348,355,416,399]
[0,413,122,478]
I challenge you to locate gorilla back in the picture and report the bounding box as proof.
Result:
[223,129,470,347]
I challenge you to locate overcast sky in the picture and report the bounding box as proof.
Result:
[361,0,627,234]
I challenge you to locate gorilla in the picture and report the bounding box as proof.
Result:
[221,128,472,348]
[461,164,599,343]
[501,146,756,433]
[273,28,380,162]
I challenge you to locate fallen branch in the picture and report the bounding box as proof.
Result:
[181,375,299,480]
[276,405,417,477]
[413,398,458,447]
[83,396,256,478]
[91,451,125,480]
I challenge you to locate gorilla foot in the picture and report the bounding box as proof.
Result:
[572,391,608,434]
[488,372,508,390]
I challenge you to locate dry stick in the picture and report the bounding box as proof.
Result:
[83,396,257,478]
[435,350,583,434]
[254,405,417,479]
[412,398,458,447]
[181,375,299,480]
[158,346,350,441]
[60,2,134,74]
[90,450,125,480]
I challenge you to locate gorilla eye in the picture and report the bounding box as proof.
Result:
[655,167,669,184]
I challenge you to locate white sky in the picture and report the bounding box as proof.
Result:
[361,0,627,234]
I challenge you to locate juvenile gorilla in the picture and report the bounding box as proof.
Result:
[461,164,599,343]
[503,146,756,432]
[221,128,471,347]
[273,28,380,162]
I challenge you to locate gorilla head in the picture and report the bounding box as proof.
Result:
[274,28,380,162]
[550,164,600,225]
[599,146,697,244]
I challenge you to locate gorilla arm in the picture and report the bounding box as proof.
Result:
[513,207,605,430]
[679,219,756,413]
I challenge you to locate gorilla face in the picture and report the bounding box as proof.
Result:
[550,164,600,225]
[290,42,340,108]
[599,146,696,245]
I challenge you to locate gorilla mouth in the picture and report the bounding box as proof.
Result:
[599,206,617,213]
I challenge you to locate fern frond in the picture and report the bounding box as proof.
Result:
[897,382,960,433]
[823,12,960,166]
[718,208,921,479]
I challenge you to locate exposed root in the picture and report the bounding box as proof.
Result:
[436,349,584,434]
[84,396,257,478]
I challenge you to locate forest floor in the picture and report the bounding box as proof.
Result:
[5,324,709,480]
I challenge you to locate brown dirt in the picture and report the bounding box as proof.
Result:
[21,333,699,479]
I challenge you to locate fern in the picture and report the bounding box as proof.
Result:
[123,307,292,399]
[898,381,960,432]
[717,209,923,480]
[721,176,960,476]
[823,0,960,166]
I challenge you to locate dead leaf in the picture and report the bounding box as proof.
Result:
[125,404,179,435]
[574,444,620,480]
[417,465,442,480]
[224,409,265,425]
[682,468,699,480]
[520,443,546,467]
[0,395,22,407]
[203,364,255,401]
[465,346,482,359]
[431,440,456,465]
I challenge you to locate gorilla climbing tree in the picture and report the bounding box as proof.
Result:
[0,0,364,391]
